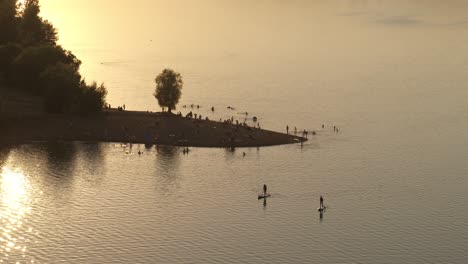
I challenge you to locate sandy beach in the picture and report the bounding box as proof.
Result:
[1,110,306,147]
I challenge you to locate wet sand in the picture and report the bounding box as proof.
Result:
[1,110,306,147]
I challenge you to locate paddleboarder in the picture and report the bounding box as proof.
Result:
[320,195,324,209]
[263,184,267,196]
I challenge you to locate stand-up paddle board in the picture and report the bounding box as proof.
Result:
[317,206,326,212]
[258,194,271,199]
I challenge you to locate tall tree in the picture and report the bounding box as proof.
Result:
[11,44,81,93]
[40,62,81,113]
[0,0,19,45]
[20,0,57,46]
[154,69,183,113]
[78,81,108,114]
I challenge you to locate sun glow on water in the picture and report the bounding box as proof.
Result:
[0,167,32,262]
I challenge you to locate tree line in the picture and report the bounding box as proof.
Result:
[0,0,107,114]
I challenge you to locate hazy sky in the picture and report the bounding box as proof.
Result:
[37,1,468,59]
[36,0,468,87]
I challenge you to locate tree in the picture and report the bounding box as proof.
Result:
[154,69,183,113]
[39,64,107,114]
[0,0,19,45]
[0,43,22,78]
[77,81,107,114]
[11,44,81,93]
[20,0,57,46]
[40,62,81,113]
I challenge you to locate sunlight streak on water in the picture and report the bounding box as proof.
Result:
[0,167,33,263]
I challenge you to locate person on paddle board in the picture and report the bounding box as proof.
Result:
[263,184,267,196]
[320,195,324,209]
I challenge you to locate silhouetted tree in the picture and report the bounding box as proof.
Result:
[11,44,81,93]
[20,0,57,46]
[154,69,183,113]
[40,62,81,113]
[0,0,19,45]
[0,43,21,80]
[0,0,108,115]
[77,81,107,114]
[39,65,107,114]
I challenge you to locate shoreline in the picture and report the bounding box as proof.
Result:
[1,110,307,148]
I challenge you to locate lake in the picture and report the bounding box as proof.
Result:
[1,0,468,263]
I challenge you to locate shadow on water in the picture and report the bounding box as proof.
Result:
[224,146,237,162]
[42,142,78,187]
[76,143,105,185]
[156,145,180,167]
[154,145,181,195]
[80,142,104,163]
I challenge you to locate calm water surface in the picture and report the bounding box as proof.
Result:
[1,0,468,263]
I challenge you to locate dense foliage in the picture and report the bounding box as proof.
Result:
[40,62,81,113]
[0,0,107,114]
[0,0,18,46]
[12,45,81,93]
[154,69,183,113]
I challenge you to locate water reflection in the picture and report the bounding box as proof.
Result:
[0,167,32,262]
[44,142,78,182]
[154,145,181,195]
[78,143,105,184]
[156,145,179,166]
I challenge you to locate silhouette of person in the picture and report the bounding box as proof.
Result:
[286,125,289,134]
[263,184,267,196]
[320,195,324,208]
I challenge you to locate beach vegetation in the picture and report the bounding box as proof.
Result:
[154,69,183,113]
[11,44,81,93]
[0,43,21,78]
[40,62,81,113]
[19,0,57,46]
[0,0,19,45]
[77,81,108,114]
[0,0,107,114]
